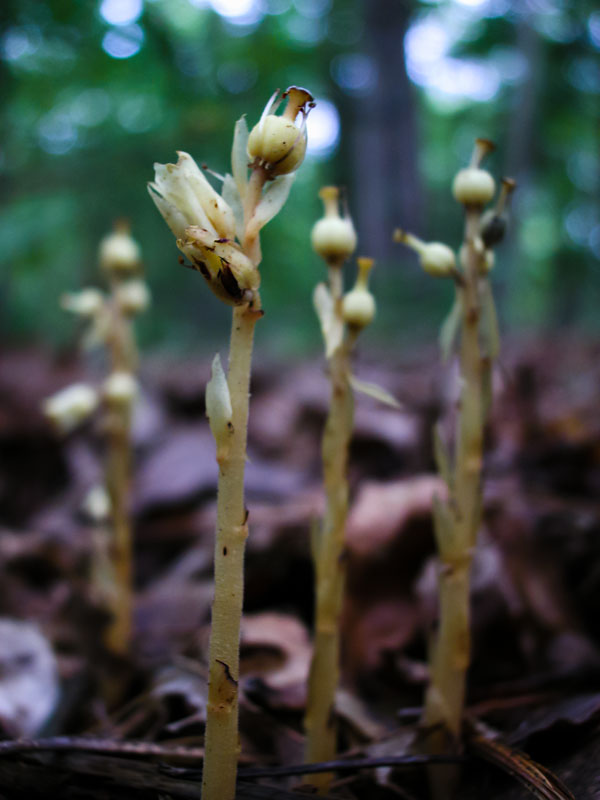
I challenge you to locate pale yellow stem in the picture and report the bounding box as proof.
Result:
[201,299,261,800]
[104,402,133,655]
[304,265,354,792]
[423,209,484,797]
[104,286,137,656]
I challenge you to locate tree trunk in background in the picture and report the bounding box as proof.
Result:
[347,0,420,260]
[503,11,545,323]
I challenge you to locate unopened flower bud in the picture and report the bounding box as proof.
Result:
[479,211,506,248]
[311,186,357,265]
[99,222,141,274]
[342,258,376,329]
[206,353,233,461]
[103,372,138,407]
[116,279,151,316]
[480,177,516,247]
[452,138,496,207]
[453,169,495,206]
[61,288,104,318]
[394,230,456,278]
[247,86,314,177]
[43,384,99,434]
[81,485,111,523]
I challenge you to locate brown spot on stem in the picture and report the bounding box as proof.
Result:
[214,659,238,706]
[223,547,228,556]
[467,307,479,324]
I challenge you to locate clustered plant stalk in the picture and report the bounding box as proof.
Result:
[148,86,314,800]
[394,139,515,796]
[305,186,398,792]
[44,221,150,656]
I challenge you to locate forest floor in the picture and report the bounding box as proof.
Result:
[0,335,599,799]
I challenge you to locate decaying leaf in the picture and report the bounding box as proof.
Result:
[240,613,311,710]
[346,475,446,558]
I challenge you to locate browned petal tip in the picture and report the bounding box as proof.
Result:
[283,85,314,103]
[114,217,131,234]
[475,137,496,152]
[282,86,316,119]
[502,177,517,191]
[319,185,339,200]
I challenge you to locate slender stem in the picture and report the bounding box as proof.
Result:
[304,266,354,792]
[104,402,133,654]
[201,298,261,800]
[423,209,484,795]
[104,291,136,656]
[242,167,268,266]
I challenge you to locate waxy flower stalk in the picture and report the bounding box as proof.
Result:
[149,87,313,800]
[394,140,515,798]
[305,187,381,792]
[98,223,147,655]
[45,221,149,657]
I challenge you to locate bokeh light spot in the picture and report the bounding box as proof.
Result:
[100,0,143,27]
[306,99,339,157]
[102,24,143,58]
[331,53,377,95]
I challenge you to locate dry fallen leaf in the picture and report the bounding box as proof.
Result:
[240,612,311,710]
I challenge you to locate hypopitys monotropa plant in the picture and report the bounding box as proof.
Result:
[394,139,515,797]
[148,86,313,800]
[305,187,398,792]
[44,221,149,657]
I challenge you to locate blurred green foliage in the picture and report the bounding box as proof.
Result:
[1,0,599,357]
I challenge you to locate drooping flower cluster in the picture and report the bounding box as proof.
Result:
[148,87,314,305]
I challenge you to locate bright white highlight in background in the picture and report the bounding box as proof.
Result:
[210,0,263,25]
[306,99,339,156]
[100,0,143,26]
[102,24,144,58]
[405,17,501,104]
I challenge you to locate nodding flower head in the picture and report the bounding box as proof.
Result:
[247,86,314,177]
[311,186,357,265]
[394,230,456,278]
[149,151,236,242]
[149,152,259,305]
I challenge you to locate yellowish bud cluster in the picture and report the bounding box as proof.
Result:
[342,257,376,329]
[43,383,99,434]
[116,279,151,316]
[99,222,141,274]
[311,186,357,264]
[61,288,104,318]
[103,372,138,407]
